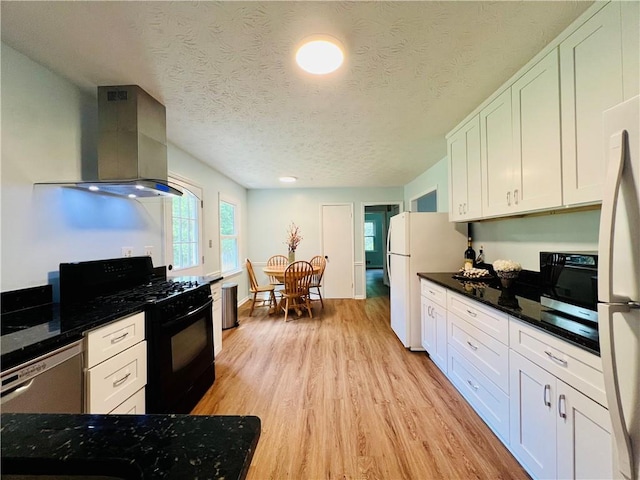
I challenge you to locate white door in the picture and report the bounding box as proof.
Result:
[321,204,353,299]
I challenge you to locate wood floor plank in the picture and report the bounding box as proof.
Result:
[192,293,529,479]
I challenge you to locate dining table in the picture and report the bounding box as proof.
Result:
[262,263,321,316]
[262,263,321,284]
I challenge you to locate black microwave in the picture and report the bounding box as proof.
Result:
[539,251,598,323]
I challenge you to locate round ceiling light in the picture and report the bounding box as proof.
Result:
[295,35,344,75]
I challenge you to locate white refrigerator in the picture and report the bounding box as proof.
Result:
[598,95,640,480]
[386,212,467,350]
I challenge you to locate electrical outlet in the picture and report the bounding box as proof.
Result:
[144,246,154,257]
[121,247,134,258]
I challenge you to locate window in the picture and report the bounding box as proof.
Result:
[171,188,200,270]
[220,196,240,274]
[364,221,376,252]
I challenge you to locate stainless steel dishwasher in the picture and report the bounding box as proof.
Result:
[1,339,84,413]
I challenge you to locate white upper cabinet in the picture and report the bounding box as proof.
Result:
[448,115,481,221]
[560,1,624,206]
[480,89,513,217]
[511,49,562,213]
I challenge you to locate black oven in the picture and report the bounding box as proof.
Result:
[145,284,214,414]
[540,251,598,323]
[59,257,216,414]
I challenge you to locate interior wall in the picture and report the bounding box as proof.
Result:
[168,145,249,300]
[1,43,249,302]
[472,210,600,271]
[403,157,448,212]
[1,43,164,295]
[247,186,403,297]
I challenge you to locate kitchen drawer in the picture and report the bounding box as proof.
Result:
[86,341,147,414]
[109,387,145,415]
[509,318,606,407]
[447,292,509,344]
[448,345,510,444]
[210,283,221,304]
[448,312,509,393]
[420,279,447,307]
[85,312,145,369]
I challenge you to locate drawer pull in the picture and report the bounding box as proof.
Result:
[113,372,131,387]
[466,309,477,317]
[428,290,436,295]
[545,350,568,366]
[466,340,478,351]
[110,332,129,344]
[544,384,551,407]
[467,379,479,391]
[558,394,567,419]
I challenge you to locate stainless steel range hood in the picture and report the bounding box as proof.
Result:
[39,85,182,198]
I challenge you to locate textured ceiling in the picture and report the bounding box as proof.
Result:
[1,1,593,189]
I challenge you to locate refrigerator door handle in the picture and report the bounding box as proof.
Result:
[599,302,635,480]
[386,226,392,283]
[598,130,628,303]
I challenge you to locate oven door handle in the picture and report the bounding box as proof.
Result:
[161,298,213,332]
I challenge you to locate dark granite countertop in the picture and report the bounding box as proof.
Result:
[1,276,221,371]
[1,301,146,371]
[418,272,599,355]
[1,413,260,479]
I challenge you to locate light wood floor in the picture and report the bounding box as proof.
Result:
[192,294,529,480]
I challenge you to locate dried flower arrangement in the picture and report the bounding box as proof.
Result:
[285,222,303,253]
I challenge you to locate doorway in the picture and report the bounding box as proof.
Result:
[362,202,401,299]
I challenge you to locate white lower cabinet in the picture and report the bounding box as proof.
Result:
[84,312,147,414]
[448,345,510,444]
[211,282,222,356]
[510,350,613,480]
[421,295,447,373]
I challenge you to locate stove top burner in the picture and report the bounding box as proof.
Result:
[97,279,202,305]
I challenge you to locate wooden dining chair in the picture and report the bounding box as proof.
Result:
[266,255,289,285]
[246,259,277,316]
[309,255,326,308]
[280,261,314,322]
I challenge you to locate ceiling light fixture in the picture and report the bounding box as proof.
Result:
[296,35,344,75]
[279,176,298,183]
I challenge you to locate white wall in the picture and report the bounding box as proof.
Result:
[403,157,448,212]
[247,186,403,297]
[1,43,249,301]
[168,144,249,300]
[472,210,600,271]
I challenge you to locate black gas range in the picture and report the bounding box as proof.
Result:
[60,256,215,414]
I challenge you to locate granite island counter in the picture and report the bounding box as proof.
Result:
[1,413,260,479]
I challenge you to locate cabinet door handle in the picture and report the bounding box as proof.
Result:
[507,191,511,206]
[110,331,129,344]
[466,340,478,351]
[543,384,551,407]
[113,372,131,387]
[459,204,463,215]
[514,189,519,205]
[427,306,432,317]
[545,350,568,366]
[463,203,467,214]
[467,379,479,391]
[466,309,477,317]
[558,394,567,419]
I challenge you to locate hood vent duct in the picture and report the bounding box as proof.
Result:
[37,85,182,199]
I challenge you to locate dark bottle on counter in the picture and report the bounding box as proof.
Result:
[464,237,476,268]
